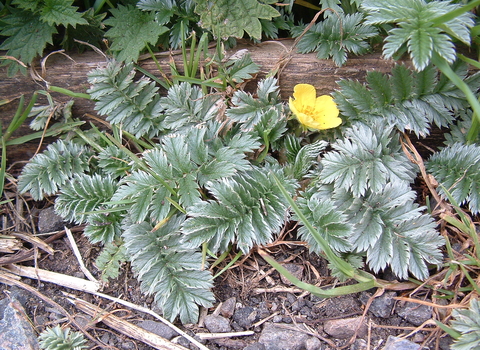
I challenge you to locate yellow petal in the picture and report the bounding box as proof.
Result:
[292,84,316,110]
[289,97,299,117]
[312,95,342,130]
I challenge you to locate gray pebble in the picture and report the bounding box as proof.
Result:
[323,317,367,339]
[382,335,421,350]
[220,297,236,318]
[258,323,312,350]
[136,320,177,340]
[396,302,432,326]
[204,314,232,333]
[38,207,64,233]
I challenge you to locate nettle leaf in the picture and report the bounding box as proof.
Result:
[123,215,214,323]
[0,8,57,75]
[225,54,260,83]
[362,0,474,71]
[294,12,377,66]
[18,140,93,200]
[426,143,480,215]
[39,0,88,27]
[194,0,280,39]
[333,64,475,135]
[320,122,416,197]
[87,61,165,138]
[182,166,297,254]
[227,77,284,131]
[55,174,119,224]
[104,4,169,62]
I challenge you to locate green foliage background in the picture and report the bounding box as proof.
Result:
[3,1,480,346]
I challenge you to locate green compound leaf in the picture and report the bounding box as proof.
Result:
[320,122,417,197]
[426,143,480,215]
[18,140,93,200]
[194,0,280,39]
[39,0,88,27]
[55,174,119,224]
[295,12,378,67]
[182,166,296,254]
[95,240,127,281]
[38,325,87,350]
[450,299,480,350]
[123,216,214,324]
[104,4,169,62]
[362,0,474,71]
[0,8,57,75]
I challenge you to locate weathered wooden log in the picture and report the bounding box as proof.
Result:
[0,39,425,164]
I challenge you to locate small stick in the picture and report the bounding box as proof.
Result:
[88,291,211,350]
[253,286,304,294]
[64,227,98,284]
[0,271,104,347]
[66,295,189,350]
[252,311,279,328]
[196,330,254,340]
[5,264,100,293]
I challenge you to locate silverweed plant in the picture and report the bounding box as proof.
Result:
[14,0,480,337]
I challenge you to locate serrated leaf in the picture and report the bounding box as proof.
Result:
[294,12,377,67]
[182,166,296,254]
[104,4,169,62]
[363,0,474,71]
[0,9,57,75]
[18,140,92,200]
[426,143,480,214]
[408,26,434,72]
[40,0,88,27]
[122,216,214,323]
[226,54,260,83]
[194,0,280,39]
[295,197,352,254]
[95,241,127,281]
[55,174,119,224]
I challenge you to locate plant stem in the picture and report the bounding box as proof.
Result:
[432,53,480,143]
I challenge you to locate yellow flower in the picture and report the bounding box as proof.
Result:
[289,84,341,131]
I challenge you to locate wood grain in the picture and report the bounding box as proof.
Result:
[0,39,423,164]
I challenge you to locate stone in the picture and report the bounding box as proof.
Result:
[323,317,367,339]
[0,297,39,350]
[244,343,267,350]
[257,322,312,350]
[233,306,257,329]
[220,297,236,318]
[204,314,232,333]
[280,264,304,285]
[136,320,177,340]
[360,292,396,318]
[382,336,421,350]
[38,207,64,233]
[350,338,368,350]
[305,336,323,350]
[396,302,432,326]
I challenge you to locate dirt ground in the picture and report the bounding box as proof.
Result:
[0,201,456,350]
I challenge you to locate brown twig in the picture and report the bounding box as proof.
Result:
[66,295,189,350]
[0,270,105,347]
